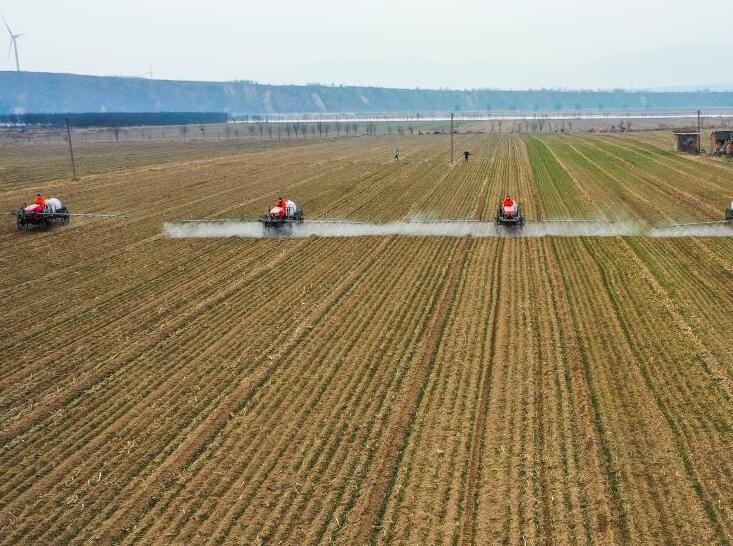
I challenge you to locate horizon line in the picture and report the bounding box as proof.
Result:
[2,70,732,94]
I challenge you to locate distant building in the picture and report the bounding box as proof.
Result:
[673,130,699,154]
[710,130,733,156]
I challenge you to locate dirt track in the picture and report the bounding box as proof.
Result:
[1,133,732,544]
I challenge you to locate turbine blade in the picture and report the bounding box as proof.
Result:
[1,15,12,35]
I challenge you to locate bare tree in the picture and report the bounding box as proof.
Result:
[345,123,351,136]
[276,123,283,140]
[310,124,316,137]
[317,121,323,137]
[285,123,292,139]
[335,123,341,137]
[352,122,359,135]
[266,123,273,140]
[324,123,330,137]
[258,123,264,139]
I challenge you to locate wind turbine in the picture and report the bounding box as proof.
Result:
[2,16,22,72]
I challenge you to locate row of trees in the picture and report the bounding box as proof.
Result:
[0,121,391,144]
[217,121,428,139]
[201,121,365,141]
[18,116,724,145]
[511,120,575,133]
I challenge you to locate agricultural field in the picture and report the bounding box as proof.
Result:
[1,132,732,545]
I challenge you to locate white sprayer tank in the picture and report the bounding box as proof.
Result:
[286,200,298,217]
[45,198,63,214]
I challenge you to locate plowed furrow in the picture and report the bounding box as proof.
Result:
[337,237,470,545]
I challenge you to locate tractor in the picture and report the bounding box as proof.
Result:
[496,196,524,227]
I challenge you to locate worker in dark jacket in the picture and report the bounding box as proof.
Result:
[463,150,472,162]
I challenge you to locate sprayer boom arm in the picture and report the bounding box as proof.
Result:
[661,220,731,228]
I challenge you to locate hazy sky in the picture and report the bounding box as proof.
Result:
[2,0,732,89]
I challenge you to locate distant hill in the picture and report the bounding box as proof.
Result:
[2,71,733,115]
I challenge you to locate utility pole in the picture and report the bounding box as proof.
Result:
[697,109,702,154]
[65,117,77,179]
[450,112,454,164]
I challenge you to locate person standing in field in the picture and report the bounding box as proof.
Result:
[394,148,400,160]
[463,150,472,162]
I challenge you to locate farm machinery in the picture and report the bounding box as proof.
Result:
[496,196,525,227]
[180,194,307,235]
[6,194,125,231]
[16,198,70,231]
[661,201,733,229]
[493,196,733,232]
[259,195,304,232]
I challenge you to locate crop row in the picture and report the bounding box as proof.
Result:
[1,133,731,544]
[0,236,370,542]
[111,237,462,544]
[527,134,731,224]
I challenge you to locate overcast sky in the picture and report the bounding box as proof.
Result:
[2,0,732,89]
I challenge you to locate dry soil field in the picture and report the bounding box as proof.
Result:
[1,133,732,545]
